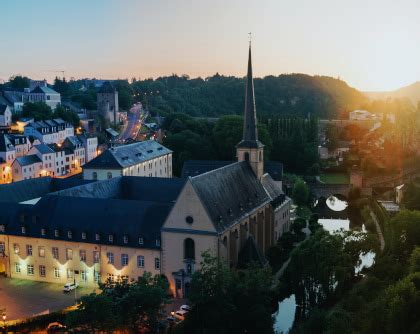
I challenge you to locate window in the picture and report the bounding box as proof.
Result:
[107,172,112,179]
[27,264,34,275]
[185,216,194,224]
[38,246,45,257]
[0,241,4,254]
[54,267,60,278]
[93,172,97,180]
[15,263,21,273]
[154,258,160,270]
[41,228,46,236]
[13,243,20,254]
[108,234,113,243]
[138,237,144,245]
[137,255,144,268]
[93,251,100,263]
[184,238,195,260]
[0,224,5,232]
[121,254,128,266]
[81,232,86,240]
[39,265,46,277]
[21,226,26,234]
[123,235,128,244]
[66,248,73,260]
[95,233,100,241]
[67,231,72,239]
[67,269,74,279]
[244,152,250,161]
[80,250,86,262]
[81,270,87,282]
[156,239,160,247]
[94,271,101,283]
[54,229,59,237]
[107,252,114,264]
[52,247,59,259]
[107,273,114,282]
[26,244,33,256]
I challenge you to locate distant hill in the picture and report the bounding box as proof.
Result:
[365,81,420,105]
[131,74,367,119]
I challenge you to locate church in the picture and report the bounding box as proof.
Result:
[0,43,290,298]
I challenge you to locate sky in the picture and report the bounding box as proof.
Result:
[1,0,420,91]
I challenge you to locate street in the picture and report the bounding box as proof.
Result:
[118,102,145,142]
[0,277,93,321]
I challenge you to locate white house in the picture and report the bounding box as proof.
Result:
[12,155,42,182]
[0,135,16,165]
[0,104,12,127]
[24,119,74,145]
[28,144,56,177]
[82,140,172,181]
[6,134,31,158]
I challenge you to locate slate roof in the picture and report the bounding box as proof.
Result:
[0,134,14,152]
[237,235,268,268]
[190,161,270,232]
[6,134,29,146]
[0,95,12,107]
[14,155,42,166]
[30,86,60,95]
[181,159,283,181]
[0,104,9,115]
[34,144,55,155]
[83,140,172,170]
[0,177,93,203]
[98,81,116,94]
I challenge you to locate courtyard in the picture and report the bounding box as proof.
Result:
[0,277,93,321]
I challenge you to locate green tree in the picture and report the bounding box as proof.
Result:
[8,75,30,89]
[292,179,309,206]
[53,105,80,127]
[22,102,53,120]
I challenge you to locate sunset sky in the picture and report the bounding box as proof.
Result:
[2,0,420,91]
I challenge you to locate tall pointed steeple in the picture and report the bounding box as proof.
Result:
[237,39,264,179]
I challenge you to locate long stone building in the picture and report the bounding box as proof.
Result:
[0,44,290,298]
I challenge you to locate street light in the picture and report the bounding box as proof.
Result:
[2,312,6,330]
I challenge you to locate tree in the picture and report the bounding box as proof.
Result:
[409,247,420,273]
[53,105,80,127]
[22,102,53,120]
[292,179,309,206]
[9,75,29,89]
[183,251,274,334]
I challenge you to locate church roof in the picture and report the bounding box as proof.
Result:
[190,161,270,233]
[181,159,283,181]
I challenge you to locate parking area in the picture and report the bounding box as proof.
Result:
[0,277,94,321]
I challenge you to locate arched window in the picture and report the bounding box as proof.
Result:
[184,238,195,260]
[107,172,112,179]
[259,151,262,161]
[92,172,97,180]
[244,152,250,161]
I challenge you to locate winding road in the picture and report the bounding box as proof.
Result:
[118,103,144,142]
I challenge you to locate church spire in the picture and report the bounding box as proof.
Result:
[236,38,264,179]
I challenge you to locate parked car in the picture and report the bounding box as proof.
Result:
[180,304,191,312]
[47,322,66,332]
[63,282,78,293]
[173,310,188,321]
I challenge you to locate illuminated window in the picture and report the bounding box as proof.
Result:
[108,234,113,243]
[41,228,46,236]
[81,232,86,240]
[13,243,20,254]
[39,265,46,277]
[15,263,21,273]
[67,269,74,279]
[0,242,4,254]
[21,226,26,234]
[0,224,5,232]
[94,271,101,283]
[95,233,100,241]
[156,239,160,247]
[38,246,45,257]
[123,235,128,244]
[138,237,144,245]
[66,248,73,260]
[27,265,34,275]
[107,273,114,282]
[54,229,59,237]
[68,231,72,239]
[54,268,60,278]
[81,270,87,282]
[154,258,160,270]
[121,254,128,266]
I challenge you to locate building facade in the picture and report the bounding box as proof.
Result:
[97,82,119,125]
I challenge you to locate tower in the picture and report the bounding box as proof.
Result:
[236,41,264,179]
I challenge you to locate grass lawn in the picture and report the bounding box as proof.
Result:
[319,173,349,184]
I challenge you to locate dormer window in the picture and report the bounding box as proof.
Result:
[21,226,26,234]
[41,228,46,236]
[109,234,114,243]
[123,235,128,244]
[0,225,5,233]
[54,229,59,237]
[95,233,100,241]
[138,237,144,245]
[68,231,72,239]
[82,232,86,240]
[156,239,161,247]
